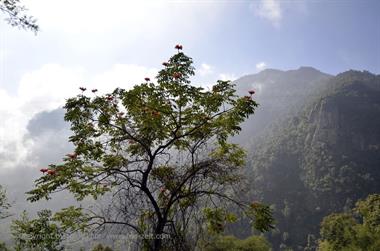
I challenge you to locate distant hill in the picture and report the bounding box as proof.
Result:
[240,70,380,250]
[233,67,332,145]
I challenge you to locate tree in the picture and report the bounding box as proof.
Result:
[0,185,10,220]
[201,234,271,251]
[318,194,380,251]
[27,45,274,250]
[11,210,64,251]
[91,244,113,251]
[0,0,38,32]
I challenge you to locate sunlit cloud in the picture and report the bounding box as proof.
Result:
[256,62,267,71]
[198,63,213,76]
[251,0,282,27]
[0,63,157,168]
[219,73,237,81]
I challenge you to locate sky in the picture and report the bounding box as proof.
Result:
[0,0,379,169]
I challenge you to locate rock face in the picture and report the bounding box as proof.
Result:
[239,70,380,250]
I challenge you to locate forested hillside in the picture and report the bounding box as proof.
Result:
[1,68,378,250]
[233,67,331,145]
[242,70,380,250]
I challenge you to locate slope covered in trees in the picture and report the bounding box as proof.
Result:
[1,67,378,250]
[318,194,380,251]
[243,70,380,250]
[233,67,332,144]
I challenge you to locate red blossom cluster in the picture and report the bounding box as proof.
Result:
[144,77,151,82]
[91,89,98,93]
[79,87,86,92]
[251,201,260,208]
[40,168,56,175]
[162,62,169,67]
[173,72,182,79]
[47,170,56,175]
[66,153,77,159]
[151,111,161,117]
[175,44,183,50]
[248,90,255,95]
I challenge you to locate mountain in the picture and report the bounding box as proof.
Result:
[232,67,332,145]
[242,70,380,250]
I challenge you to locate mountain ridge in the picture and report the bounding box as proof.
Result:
[241,69,380,250]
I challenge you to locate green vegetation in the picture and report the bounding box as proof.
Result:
[246,70,380,249]
[24,46,273,250]
[91,244,113,251]
[1,53,378,250]
[0,0,38,32]
[318,194,380,251]
[0,185,10,220]
[11,210,64,251]
[201,234,271,251]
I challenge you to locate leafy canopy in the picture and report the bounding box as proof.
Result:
[11,210,64,251]
[318,194,380,251]
[0,185,10,220]
[0,0,38,32]
[26,45,272,250]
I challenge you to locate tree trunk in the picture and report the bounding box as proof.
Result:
[152,221,164,251]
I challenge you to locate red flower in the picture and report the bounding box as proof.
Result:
[251,201,260,208]
[162,62,169,67]
[151,111,161,117]
[91,89,98,93]
[106,96,114,101]
[144,77,150,82]
[175,44,183,50]
[128,139,136,144]
[79,87,86,91]
[118,112,125,117]
[173,72,182,79]
[66,153,77,159]
[47,170,56,175]
[248,90,255,95]
[40,168,48,173]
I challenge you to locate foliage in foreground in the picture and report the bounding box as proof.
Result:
[91,244,113,251]
[0,0,38,32]
[11,210,64,251]
[0,185,10,220]
[25,45,273,250]
[201,234,271,251]
[318,193,380,251]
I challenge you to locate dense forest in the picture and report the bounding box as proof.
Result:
[239,69,380,250]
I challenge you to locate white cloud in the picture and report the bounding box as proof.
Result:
[252,0,282,27]
[24,0,227,51]
[0,0,231,169]
[18,64,85,116]
[92,64,158,91]
[256,62,267,71]
[219,73,237,81]
[0,63,157,168]
[198,63,213,76]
